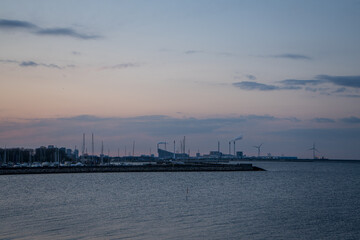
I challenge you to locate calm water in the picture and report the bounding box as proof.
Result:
[1,161,360,240]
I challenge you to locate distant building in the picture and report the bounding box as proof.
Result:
[73,149,79,159]
[158,148,189,159]
[66,149,72,157]
[34,146,70,163]
[202,151,223,158]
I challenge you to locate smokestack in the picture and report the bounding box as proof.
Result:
[184,136,186,154]
[173,140,176,159]
[229,141,231,155]
[101,141,104,165]
[82,133,85,160]
[233,141,236,156]
[92,133,94,165]
[132,141,135,157]
[218,141,220,153]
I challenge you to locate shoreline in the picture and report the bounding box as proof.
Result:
[0,163,265,175]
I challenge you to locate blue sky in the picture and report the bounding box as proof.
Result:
[0,0,360,159]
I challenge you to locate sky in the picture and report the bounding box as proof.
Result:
[1,0,360,159]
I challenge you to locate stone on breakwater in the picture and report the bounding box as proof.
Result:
[0,164,265,175]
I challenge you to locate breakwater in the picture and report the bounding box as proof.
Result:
[0,163,264,175]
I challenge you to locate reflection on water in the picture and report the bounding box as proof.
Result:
[1,161,360,239]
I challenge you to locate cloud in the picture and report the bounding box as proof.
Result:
[280,79,323,86]
[280,75,360,89]
[0,114,290,138]
[245,115,277,121]
[311,118,336,123]
[0,19,37,29]
[36,28,99,39]
[271,128,360,141]
[233,81,280,91]
[316,75,360,88]
[0,18,100,40]
[342,94,360,98]
[272,53,312,60]
[0,59,17,64]
[1,114,359,159]
[233,81,301,91]
[340,116,360,124]
[1,59,62,69]
[101,63,141,70]
[246,75,256,80]
[332,87,347,93]
[20,61,38,67]
[234,74,360,97]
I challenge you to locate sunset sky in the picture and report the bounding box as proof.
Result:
[1,0,360,159]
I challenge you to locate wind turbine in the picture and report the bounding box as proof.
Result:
[308,143,319,159]
[253,143,263,158]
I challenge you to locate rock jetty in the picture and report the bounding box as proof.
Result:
[0,163,265,175]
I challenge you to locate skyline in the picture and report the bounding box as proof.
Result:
[1,0,360,159]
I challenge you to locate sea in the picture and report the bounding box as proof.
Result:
[1,161,360,240]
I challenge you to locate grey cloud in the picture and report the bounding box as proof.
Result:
[284,117,301,122]
[0,18,100,40]
[233,81,280,91]
[272,53,312,60]
[305,87,319,92]
[312,118,336,123]
[246,115,276,121]
[233,74,360,94]
[36,28,99,39]
[271,128,360,140]
[342,94,360,98]
[280,79,323,86]
[0,59,18,64]
[2,114,359,159]
[102,63,141,70]
[21,61,61,69]
[0,114,286,137]
[333,87,347,93]
[340,116,360,124]
[1,59,62,69]
[233,81,301,91]
[0,19,37,29]
[275,75,360,96]
[280,75,360,89]
[316,75,360,88]
[246,75,256,80]
[58,115,107,122]
[20,61,38,67]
